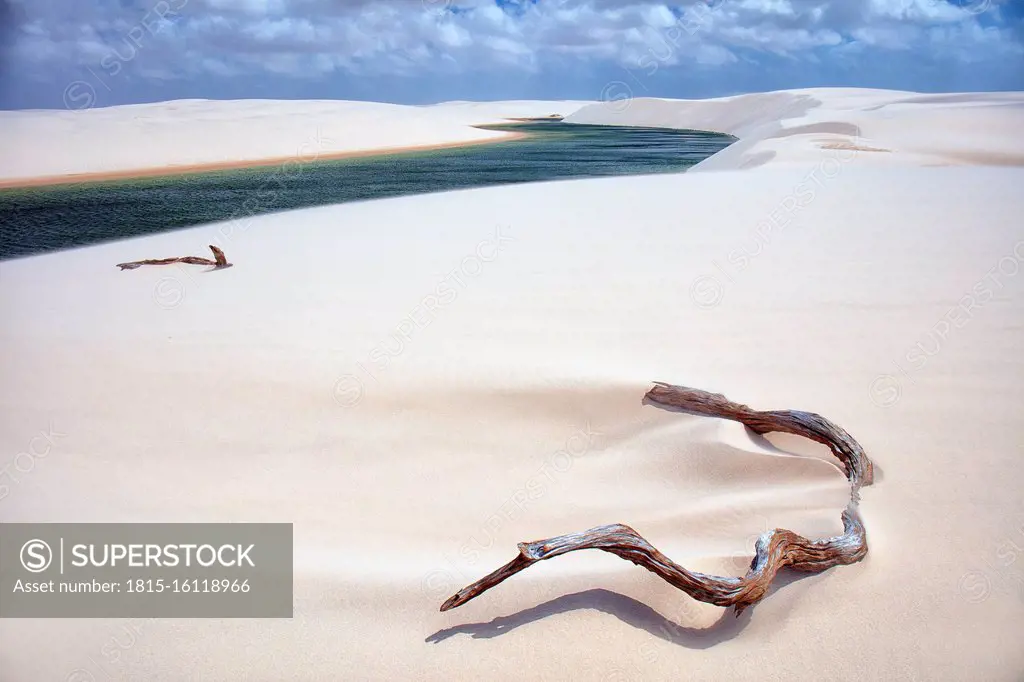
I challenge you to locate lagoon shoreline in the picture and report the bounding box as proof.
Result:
[0,129,533,190]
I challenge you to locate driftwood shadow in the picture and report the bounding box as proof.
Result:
[428,572,817,650]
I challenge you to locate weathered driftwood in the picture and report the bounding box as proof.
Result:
[440,382,872,615]
[116,245,230,271]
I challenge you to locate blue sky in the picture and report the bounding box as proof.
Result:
[0,0,1022,110]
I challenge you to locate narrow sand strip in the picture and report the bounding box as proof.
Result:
[0,130,531,190]
[0,99,587,186]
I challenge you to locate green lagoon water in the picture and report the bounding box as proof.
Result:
[0,121,733,260]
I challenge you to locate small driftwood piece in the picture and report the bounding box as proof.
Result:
[116,245,230,271]
[440,382,873,615]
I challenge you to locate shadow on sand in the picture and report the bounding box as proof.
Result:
[427,570,818,650]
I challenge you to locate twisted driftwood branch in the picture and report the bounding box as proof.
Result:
[116,245,230,271]
[440,382,872,616]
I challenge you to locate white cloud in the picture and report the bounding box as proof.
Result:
[5,0,1021,86]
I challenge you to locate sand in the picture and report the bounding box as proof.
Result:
[0,132,537,190]
[0,99,587,186]
[1,89,1023,681]
[566,88,1024,170]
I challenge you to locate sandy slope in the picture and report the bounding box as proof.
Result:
[0,99,587,184]
[566,87,1024,169]
[1,89,1023,681]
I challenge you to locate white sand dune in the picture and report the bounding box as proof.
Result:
[0,99,587,184]
[1,89,1023,680]
[567,87,1024,169]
